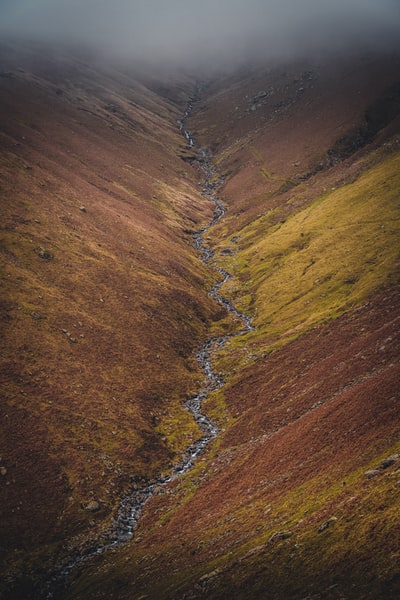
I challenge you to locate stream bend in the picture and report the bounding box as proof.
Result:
[112,88,255,545]
[41,88,254,599]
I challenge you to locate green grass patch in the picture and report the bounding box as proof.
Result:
[155,400,201,456]
[213,150,400,365]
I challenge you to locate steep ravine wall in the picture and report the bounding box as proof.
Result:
[1,48,400,600]
[65,56,400,600]
[0,46,227,599]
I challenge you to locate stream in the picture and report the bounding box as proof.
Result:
[40,88,253,600]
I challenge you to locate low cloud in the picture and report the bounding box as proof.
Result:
[1,0,399,70]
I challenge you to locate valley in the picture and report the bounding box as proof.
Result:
[1,44,400,599]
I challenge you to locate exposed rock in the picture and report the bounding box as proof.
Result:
[254,90,268,100]
[79,206,87,212]
[239,544,266,562]
[37,247,53,260]
[64,331,78,343]
[364,469,381,479]
[379,455,400,469]
[365,455,400,478]
[318,517,337,533]
[0,466,7,476]
[268,530,292,543]
[106,103,118,113]
[198,568,221,585]
[84,500,100,512]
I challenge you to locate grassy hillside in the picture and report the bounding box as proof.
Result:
[2,47,400,599]
[62,54,400,600]
[0,43,231,595]
[211,144,400,372]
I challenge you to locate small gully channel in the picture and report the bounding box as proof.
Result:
[40,88,254,599]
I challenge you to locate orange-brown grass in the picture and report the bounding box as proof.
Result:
[209,142,400,378]
[0,43,231,590]
[62,54,400,600]
[65,288,400,600]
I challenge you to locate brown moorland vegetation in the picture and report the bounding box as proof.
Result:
[1,45,400,600]
[0,42,232,597]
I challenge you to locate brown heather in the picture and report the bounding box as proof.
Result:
[1,46,400,599]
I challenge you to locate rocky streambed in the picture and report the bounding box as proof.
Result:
[40,89,253,599]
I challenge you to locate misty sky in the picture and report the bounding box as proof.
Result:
[1,0,399,69]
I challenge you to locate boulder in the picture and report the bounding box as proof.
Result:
[85,500,100,512]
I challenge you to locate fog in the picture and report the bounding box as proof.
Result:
[1,0,400,70]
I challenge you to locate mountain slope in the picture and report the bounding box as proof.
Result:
[1,46,400,600]
[63,54,400,600]
[0,43,231,596]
